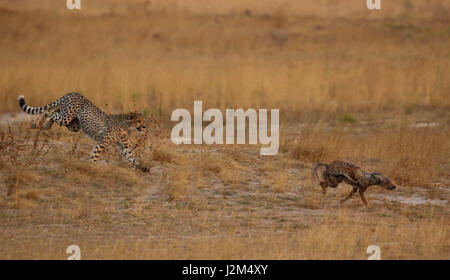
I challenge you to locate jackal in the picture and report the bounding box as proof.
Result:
[313,160,396,208]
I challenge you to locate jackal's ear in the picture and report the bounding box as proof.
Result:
[371,172,383,182]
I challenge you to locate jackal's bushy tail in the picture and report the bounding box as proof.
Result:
[312,162,328,184]
[18,95,61,115]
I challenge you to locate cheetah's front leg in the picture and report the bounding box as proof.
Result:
[118,132,149,172]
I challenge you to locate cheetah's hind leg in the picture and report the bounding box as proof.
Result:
[90,141,110,164]
[31,109,55,130]
[47,107,75,126]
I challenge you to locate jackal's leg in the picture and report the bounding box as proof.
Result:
[320,182,328,195]
[359,190,371,209]
[341,175,360,187]
[321,175,340,195]
[340,187,357,204]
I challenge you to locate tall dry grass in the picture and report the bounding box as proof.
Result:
[0,0,448,116]
[284,124,450,187]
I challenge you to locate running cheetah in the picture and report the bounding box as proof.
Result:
[32,109,147,134]
[18,92,149,172]
[313,160,396,208]
[33,109,150,153]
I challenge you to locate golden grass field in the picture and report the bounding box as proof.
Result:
[0,0,449,259]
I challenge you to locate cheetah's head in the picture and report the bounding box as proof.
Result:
[371,172,396,190]
[127,112,147,132]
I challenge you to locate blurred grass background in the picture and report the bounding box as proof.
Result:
[0,0,448,117]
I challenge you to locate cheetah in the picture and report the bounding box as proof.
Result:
[18,92,149,172]
[32,109,147,134]
[313,160,396,208]
[33,109,150,153]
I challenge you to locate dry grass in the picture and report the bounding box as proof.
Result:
[263,161,292,193]
[0,1,449,115]
[166,165,191,201]
[0,0,449,259]
[1,207,447,259]
[285,124,450,187]
[1,122,448,259]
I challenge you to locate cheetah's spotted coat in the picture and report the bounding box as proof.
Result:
[18,92,149,172]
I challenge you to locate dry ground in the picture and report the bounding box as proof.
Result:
[0,0,449,259]
[1,111,448,259]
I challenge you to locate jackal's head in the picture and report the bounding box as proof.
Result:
[370,172,396,190]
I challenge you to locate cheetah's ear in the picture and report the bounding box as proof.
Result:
[128,112,138,120]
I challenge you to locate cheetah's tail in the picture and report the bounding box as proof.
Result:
[312,162,328,184]
[18,95,61,115]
